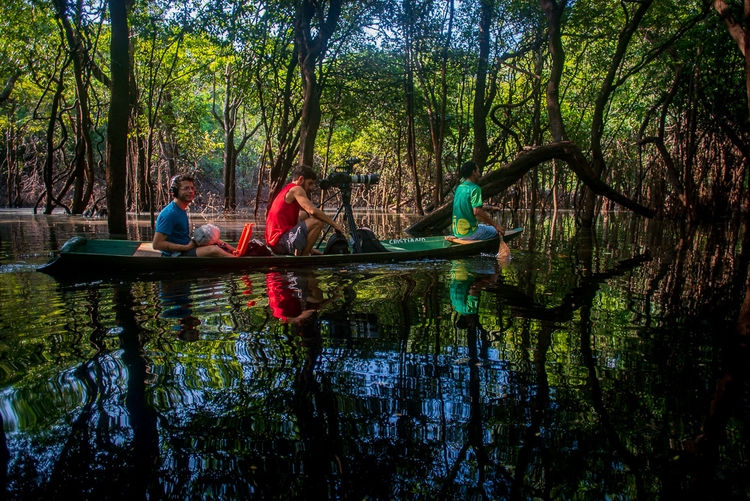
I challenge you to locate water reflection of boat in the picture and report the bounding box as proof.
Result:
[265,269,381,342]
[450,259,499,360]
[37,228,523,276]
[157,280,201,341]
[266,271,336,326]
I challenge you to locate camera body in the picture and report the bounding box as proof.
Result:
[319,158,379,190]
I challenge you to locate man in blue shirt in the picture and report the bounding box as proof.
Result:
[153,174,235,257]
[452,161,509,260]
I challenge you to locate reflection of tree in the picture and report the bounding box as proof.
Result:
[454,237,653,497]
[31,283,159,497]
[265,270,348,498]
[566,230,647,498]
[504,320,554,501]
[439,261,501,498]
[114,284,160,497]
[669,284,750,499]
[11,217,750,498]
[46,361,100,493]
[45,288,107,495]
[291,316,346,499]
[439,310,499,499]
[0,412,7,490]
[645,222,748,319]
[484,253,652,323]
[646,223,750,498]
[579,297,647,498]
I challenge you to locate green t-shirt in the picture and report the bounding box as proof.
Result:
[450,262,478,315]
[452,180,483,238]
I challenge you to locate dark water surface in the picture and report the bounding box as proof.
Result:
[0,209,748,500]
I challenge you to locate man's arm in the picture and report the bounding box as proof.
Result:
[153,232,198,253]
[290,186,346,233]
[473,206,504,233]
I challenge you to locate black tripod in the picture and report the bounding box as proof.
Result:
[318,184,363,253]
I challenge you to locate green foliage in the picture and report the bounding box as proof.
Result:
[0,0,747,217]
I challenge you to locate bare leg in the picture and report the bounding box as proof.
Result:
[196,244,236,258]
[297,218,324,256]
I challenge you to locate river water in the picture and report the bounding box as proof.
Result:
[0,209,748,500]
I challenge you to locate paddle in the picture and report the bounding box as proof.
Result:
[446,230,511,261]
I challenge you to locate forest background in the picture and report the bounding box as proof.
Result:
[1,0,749,235]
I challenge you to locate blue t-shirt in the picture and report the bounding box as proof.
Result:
[155,202,190,249]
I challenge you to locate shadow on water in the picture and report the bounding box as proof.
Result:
[0,209,749,499]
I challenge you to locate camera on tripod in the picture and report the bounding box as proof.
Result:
[319,157,380,190]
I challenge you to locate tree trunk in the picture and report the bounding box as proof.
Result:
[106,0,130,235]
[472,0,494,168]
[403,2,424,216]
[583,0,654,226]
[295,0,341,167]
[224,139,238,211]
[4,125,16,207]
[267,32,302,205]
[397,126,403,214]
[0,73,19,104]
[215,77,260,212]
[540,0,568,143]
[683,64,700,222]
[41,56,70,215]
[746,0,750,117]
[423,0,454,206]
[216,64,239,211]
[713,0,750,117]
[54,0,95,214]
[637,67,688,216]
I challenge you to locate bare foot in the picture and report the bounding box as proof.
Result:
[310,248,323,256]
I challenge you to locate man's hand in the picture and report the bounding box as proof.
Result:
[216,240,235,254]
[153,231,197,253]
[473,206,504,234]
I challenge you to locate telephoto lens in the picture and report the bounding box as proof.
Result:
[349,173,379,185]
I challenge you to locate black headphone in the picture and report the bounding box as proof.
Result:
[170,176,181,197]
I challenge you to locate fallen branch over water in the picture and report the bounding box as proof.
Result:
[407,141,656,234]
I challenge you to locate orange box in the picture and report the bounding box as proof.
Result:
[234,223,253,256]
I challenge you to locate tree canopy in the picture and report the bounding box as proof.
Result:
[0,0,748,230]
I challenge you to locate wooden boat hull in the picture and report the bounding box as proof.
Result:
[38,227,523,276]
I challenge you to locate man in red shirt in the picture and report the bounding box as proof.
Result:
[265,165,346,255]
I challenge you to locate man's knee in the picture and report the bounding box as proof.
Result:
[306,217,324,232]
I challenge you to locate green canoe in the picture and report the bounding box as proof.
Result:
[38,227,523,276]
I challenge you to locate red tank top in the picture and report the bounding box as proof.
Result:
[266,183,301,246]
[266,272,302,320]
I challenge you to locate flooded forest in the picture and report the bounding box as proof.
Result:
[1,0,750,499]
[0,0,748,229]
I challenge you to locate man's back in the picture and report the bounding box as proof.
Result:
[266,183,301,246]
[452,180,482,238]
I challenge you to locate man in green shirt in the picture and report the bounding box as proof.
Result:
[452,161,510,259]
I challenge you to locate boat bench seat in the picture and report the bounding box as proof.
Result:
[134,243,162,257]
